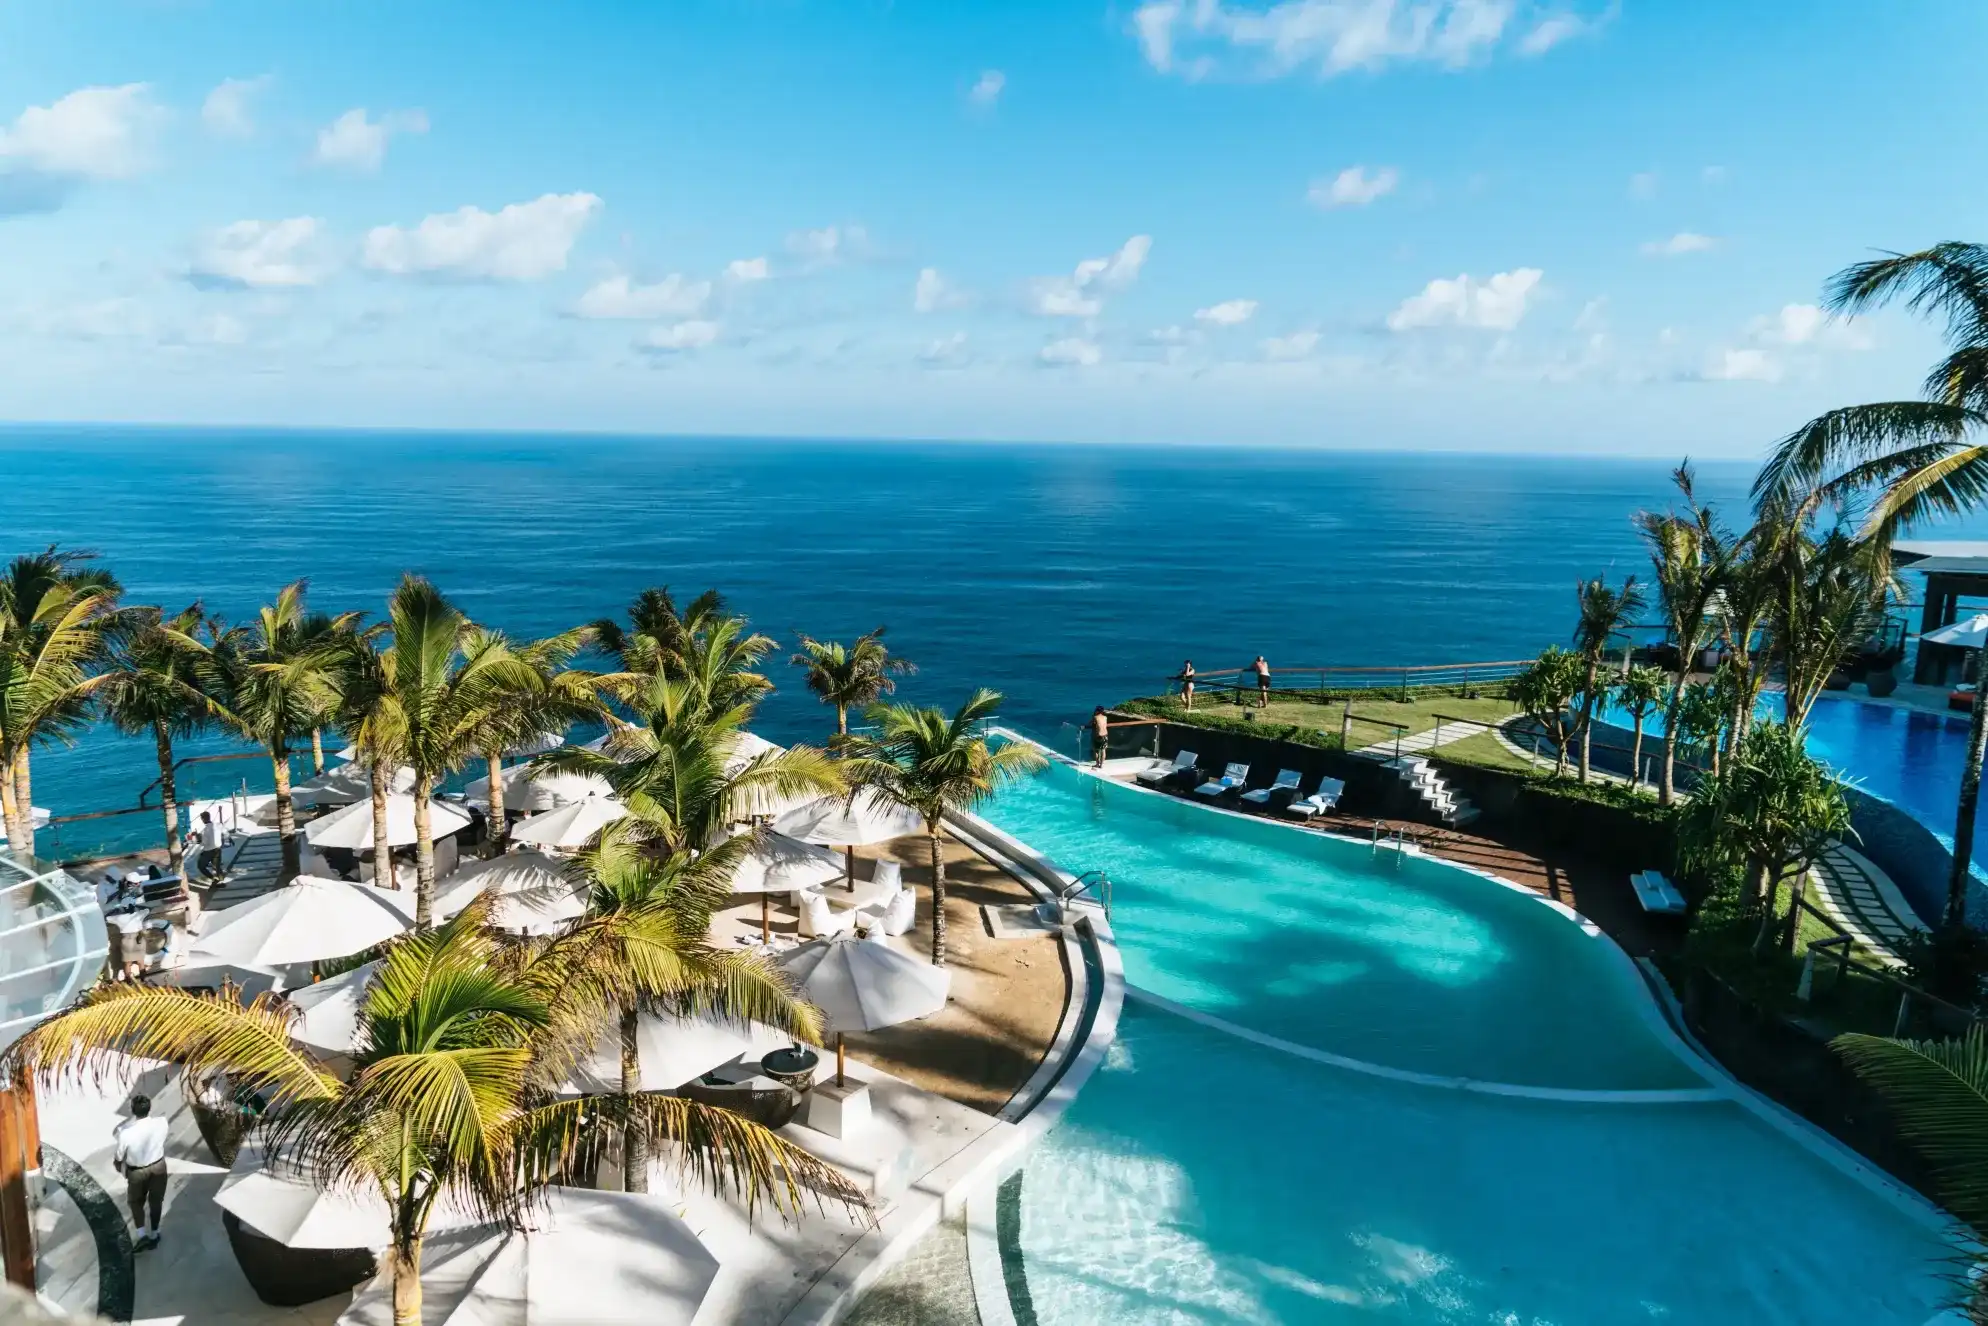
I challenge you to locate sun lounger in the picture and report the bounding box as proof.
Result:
[1629,870,1687,914]
[1136,750,1198,787]
[1282,777,1346,820]
[1241,769,1302,807]
[1192,762,1251,799]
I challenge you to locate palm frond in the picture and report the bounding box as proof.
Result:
[1834,1030,1988,1230]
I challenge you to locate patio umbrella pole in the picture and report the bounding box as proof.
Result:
[761,893,771,944]
[845,846,856,892]
[836,1032,846,1087]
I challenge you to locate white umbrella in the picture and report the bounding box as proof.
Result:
[777,934,950,1083]
[341,1188,718,1326]
[284,961,380,1055]
[191,877,415,966]
[305,793,472,850]
[558,1011,774,1095]
[1923,613,1988,648]
[510,798,629,851]
[773,793,924,892]
[218,1143,480,1250]
[147,955,298,998]
[463,768,614,814]
[293,762,416,806]
[433,852,587,933]
[725,830,845,942]
[501,729,568,758]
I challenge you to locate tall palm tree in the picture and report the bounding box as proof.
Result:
[1636,467,1725,803]
[472,627,601,857]
[0,549,121,853]
[1833,1029,1988,1251]
[1765,519,1897,731]
[592,586,729,682]
[1511,647,1583,776]
[6,900,862,1326]
[1708,519,1778,753]
[790,629,916,738]
[1571,575,1645,783]
[96,605,229,882]
[209,583,358,882]
[843,690,1045,968]
[1617,663,1668,789]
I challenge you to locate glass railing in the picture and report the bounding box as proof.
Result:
[0,850,108,1051]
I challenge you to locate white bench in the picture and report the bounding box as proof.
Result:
[1630,870,1687,914]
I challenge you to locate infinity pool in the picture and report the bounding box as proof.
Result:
[978,754,1954,1326]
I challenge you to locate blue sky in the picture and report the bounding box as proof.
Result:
[0,1,1981,453]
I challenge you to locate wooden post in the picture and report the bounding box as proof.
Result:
[0,1078,38,1291]
[836,1033,847,1087]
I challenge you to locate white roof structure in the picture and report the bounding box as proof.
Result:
[1894,541,1988,576]
[773,794,922,849]
[191,877,415,966]
[304,794,473,850]
[1922,613,1988,648]
[433,852,588,933]
[777,935,949,1034]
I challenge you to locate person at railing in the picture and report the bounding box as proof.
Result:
[1179,660,1195,710]
[1251,655,1271,708]
[1091,707,1110,768]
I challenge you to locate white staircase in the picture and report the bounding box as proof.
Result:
[1385,756,1480,828]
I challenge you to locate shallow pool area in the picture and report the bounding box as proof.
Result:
[978,755,1957,1326]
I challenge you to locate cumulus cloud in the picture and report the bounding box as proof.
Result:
[1753,302,1872,350]
[969,70,1006,106]
[785,225,867,267]
[1261,329,1321,360]
[202,77,270,137]
[919,331,970,365]
[1517,12,1593,55]
[189,217,324,289]
[1387,268,1543,331]
[1641,232,1717,257]
[1040,337,1102,367]
[1029,235,1151,318]
[1132,0,1557,79]
[362,193,603,281]
[312,108,429,172]
[1703,348,1780,382]
[1308,165,1398,209]
[0,84,159,213]
[637,320,720,353]
[725,257,770,282]
[574,273,710,319]
[1195,298,1258,326]
[914,267,969,313]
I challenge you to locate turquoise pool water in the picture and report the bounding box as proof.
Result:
[979,757,1955,1325]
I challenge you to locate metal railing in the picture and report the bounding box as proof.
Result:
[0,851,108,1050]
[1057,870,1111,918]
[1177,659,1530,703]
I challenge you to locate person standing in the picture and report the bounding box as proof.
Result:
[113,1094,170,1251]
[1179,660,1196,710]
[1252,655,1271,708]
[191,811,226,883]
[1091,706,1110,768]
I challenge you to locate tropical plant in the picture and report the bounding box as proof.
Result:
[1571,575,1645,783]
[1764,518,1897,730]
[790,629,915,738]
[1617,664,1668,789]
[0,548,122,853]
[315,622,400,885]
[842,690,1045,967]
[1636,467,1726,803]
[1510,647,1584,777]
[6,900,863,1326]
[1672,679,1727,780]
[1709,520,1777,752]
[592,587,729,681]
[95,605,228,882]
[469,627,601,856]
[1676,720,1853,952]
[1834,1028,1988,1245]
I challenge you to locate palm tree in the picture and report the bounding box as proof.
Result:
[1672,679,1727,780]
[1617,664,1668,789]
[0,548,121,852]
[1571,575,1645,783]
[469,626,600,856]
[1709,519,1777,752]
[791,630,915,738]
[1511,647,1583,777]
[1833,1028,1988,1253]
[593,586,729,683]
[6,900,862,1326]
[1636,467,1725,803]
[843,690,1045,967]
[1765,519,1898,730]
[208,583,358,882]
[96,605,229,883]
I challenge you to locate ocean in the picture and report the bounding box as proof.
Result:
[0,424,1817,855]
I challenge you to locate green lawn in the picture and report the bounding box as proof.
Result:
[1180,691,1519,745]
[1429,727,1539,773]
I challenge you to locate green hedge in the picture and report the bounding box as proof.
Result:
[1113,697,1347,752]
[1428,740,1671,829]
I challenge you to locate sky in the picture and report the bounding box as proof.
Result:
[0,0,1982,454]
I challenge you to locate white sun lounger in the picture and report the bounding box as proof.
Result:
[1241,769,1302,806]
[1193,762,1250,799]
[1630,870,1688,914]
[1136,750,1198,787]
[1283,777,1346,820]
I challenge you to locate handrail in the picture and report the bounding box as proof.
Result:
[1186,659,1532,681]
[135,750,270,809]
[1058,869,1111,918]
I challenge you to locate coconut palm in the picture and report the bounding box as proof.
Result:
[1672,679,1727,780]
[95,605,230,882]
[843,690,1045,968]
[592,587,728,681]
[1709,519,1778,752]
[1617,664,1668,790]
[6,900,862,1326]
[208,583,358,882]
[790,630,916,739]
[1571,575,1645,783]
[0,548,122,853]
[1765,519,1898,730]
[1510,647,1584,777]
[1833,1028,1988,1245]
[469,627,601,856]
[1636,468,1726,803]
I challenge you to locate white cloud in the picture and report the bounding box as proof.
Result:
[1573,297,1608,333]
[1628,171,1659,200]
[725,257,770,282]
[311,108,428,172]
[1308,165,1399,210]
[1195,298,1259,326]
[1261,329,1321,360]
[1387,268,1543,331]
[362,193,602,282]
[1753,302,1873,350]
[190,217,324,289]
[1641,232,1717,257]
[1132,0,1547,79]
[202,77,269,137]
[969,70,1006,106]
[1148,325,1195,344]
[0,84,157,180]
[638,320,720,353]
[914,267,968,314]
[1517,12,1591,55]
[1703,348,1780,382]
[1029,235,1151,317]
[1040,337,1102,367]
[919,331,970,365]
[786,225,867,267]
[574,273,710,319]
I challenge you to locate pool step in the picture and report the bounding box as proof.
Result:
[1385,756,1481,828]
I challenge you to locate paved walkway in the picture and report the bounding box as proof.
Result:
[1808,843,1924,968]
[1353,718,1493,759]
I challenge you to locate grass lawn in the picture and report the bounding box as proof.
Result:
[1424,727,1539,774]
[1183,691,1519,745]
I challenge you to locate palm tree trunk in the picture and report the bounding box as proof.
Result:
[1945,685,1988,930]
[13,748,35,851]
[311,727,325,776]
[370,759,392,889]
[836,704,848,737]
[272,746,300,881]
[1630,717,1645,790]
[1577,658,1598,783]
[413,773,436,929]
[0,748,21,855]
[390,1239,423,1326]
[484,749,508,857]
[927,826,948,968]
[155,724,184,882]
[620,1000,648,1193]
[1659,673,1687,804]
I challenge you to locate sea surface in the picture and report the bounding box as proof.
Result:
[0,424,1936,856]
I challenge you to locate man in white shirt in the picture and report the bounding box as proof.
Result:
[192,811,227,883]
[112,1094,170,1249]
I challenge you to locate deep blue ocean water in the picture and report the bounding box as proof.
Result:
[0,422,1880,855]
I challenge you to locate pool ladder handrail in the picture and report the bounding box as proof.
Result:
[1371,820,1407,852]
[1058,869,1112,918]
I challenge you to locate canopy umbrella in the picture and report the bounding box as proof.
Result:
[509,798,629,852]
[304,793,472,851]
[147,954,298,999]
[724,830,844,942]
[557,1010,780,1095]
[292,762,416,806]
[217,1143,481,1250]
[463,768,614,814]
[433,852,587,934]
[191,877,415,966]
[341,1188,719,1326]
[777,934,949,1084]
[773,793,924,892]
[1923,613,1988,648]
[284,960,380,1056]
